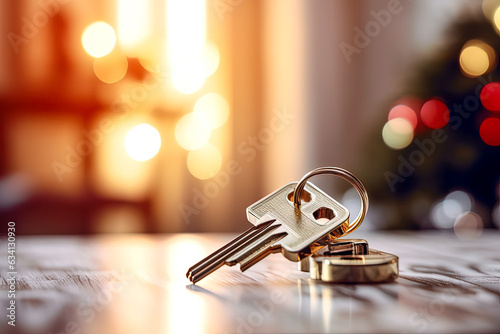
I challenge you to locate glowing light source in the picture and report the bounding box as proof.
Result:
[459,40,494,77]
[202,42,220,78]
[193,93,229,130]
[118,0,152,56]
[93,49,128,84]
[388,105,418,130]
[480,82,500,112]
[138,49,165,73]
[482,0,500,21]
[175,113,211,150]
[81,21,116,58]
[382,118,414,150]
[171,64,206,94]
[420,99,449,129]
[445,191,472,213]
[454,211,484,240]
[125,124,161,161]
[494,6,500,32]
[187,144,222,180]
[430,191,473,229]
[479,117,500,146]
[430,201,454,229]
[167,0,207,94]
[459,40,497,77]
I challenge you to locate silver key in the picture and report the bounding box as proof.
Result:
[186,181,350,284]
[246,182,350,260]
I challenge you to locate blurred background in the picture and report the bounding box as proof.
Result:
[0,0,498,236]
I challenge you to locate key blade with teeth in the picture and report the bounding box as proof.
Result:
[187,181,351,284]
[186,219,284,283]
[227,224,288,272]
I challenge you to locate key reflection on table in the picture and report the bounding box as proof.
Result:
[2,232,500,334]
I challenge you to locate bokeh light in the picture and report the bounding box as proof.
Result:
[175,113,211,150]
[203,42,220,78]
[445,190,472,214]
[81,21,116,58]
[117,0,152,57]
[125,124,161,161]
[388,105,418,130]
[479,117,500,146]
[382,118,414,150]
[453,211,484,240]
[420,99,449,129]
[171,42,220,93]
[430,191,473,229]
[93,50,128,84]
[494,5,500,32]
[138,48,166,73]
[480,82,500,112]
[171,64,206,95]
[193,93,230,130]
[167,0,207,94]
[430,201,454,229]
[459,40,496,77]
[481,0,500,21]
[482,0,500,21]
[187,144,222,180]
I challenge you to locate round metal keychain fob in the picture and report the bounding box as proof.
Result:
[293,167,399,284]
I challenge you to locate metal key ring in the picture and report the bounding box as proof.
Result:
[293,167,369,236]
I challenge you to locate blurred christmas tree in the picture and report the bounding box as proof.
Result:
[362,6,500,232]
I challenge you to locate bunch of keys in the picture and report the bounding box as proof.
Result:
[186,167,398,284]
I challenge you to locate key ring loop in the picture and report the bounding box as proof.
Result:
[293,167,368,236]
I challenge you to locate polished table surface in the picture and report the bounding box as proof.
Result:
[1,231,500,334]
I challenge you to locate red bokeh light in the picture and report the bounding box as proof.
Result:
[388,105,418,130]
[420,99,449,129]
[480,82,500,112]
[479,117,500,146]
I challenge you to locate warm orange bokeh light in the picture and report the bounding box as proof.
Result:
[193,93,229,130]
[459,40,496,77]
[93,49,128,84]
[187,144,222,180]
[202,42,220,78]
[118,0,152,57]
[125,124,162,161]
[175,113,211,150]
[167,0,207,94]
[81,21,116,58]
